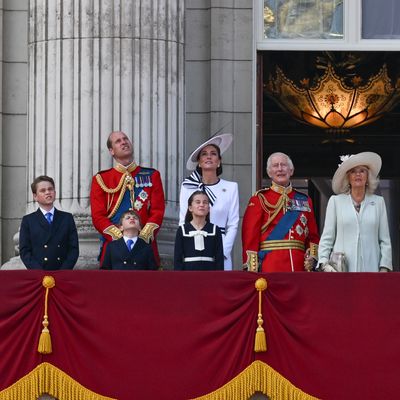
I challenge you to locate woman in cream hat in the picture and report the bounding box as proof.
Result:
[318,152,392,272]
[179,133,239,270]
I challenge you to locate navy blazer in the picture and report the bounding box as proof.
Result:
[101,237,157,270]
[19,208,79,270]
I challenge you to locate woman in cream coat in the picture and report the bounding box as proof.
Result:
[179,134,239,271]
[318,152,392,272]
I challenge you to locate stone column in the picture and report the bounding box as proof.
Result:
[21,0,184,268]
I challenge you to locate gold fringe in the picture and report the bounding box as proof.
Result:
[38,276,55,355]
[254,278,268,353]
[192,360,320,400]
[0,362,116,400]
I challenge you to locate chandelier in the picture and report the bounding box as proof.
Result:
[265,63,400,142]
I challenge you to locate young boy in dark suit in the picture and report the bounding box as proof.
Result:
[101,209,157,270]
[19,175,79,270]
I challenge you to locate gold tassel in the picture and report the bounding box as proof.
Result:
[254,278,268,353]
[38,276,56,355]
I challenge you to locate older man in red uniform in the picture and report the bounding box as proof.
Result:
[90,131,165,266]
[242,152,319,272]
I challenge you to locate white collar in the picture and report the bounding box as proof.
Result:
[40,207,55,216]
[124,236,138,244]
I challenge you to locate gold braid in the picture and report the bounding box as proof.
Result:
[95,172,133,217]
[258,192,289,235]
[95,173,127,193]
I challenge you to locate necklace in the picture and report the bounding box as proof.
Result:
[352,199,361,212]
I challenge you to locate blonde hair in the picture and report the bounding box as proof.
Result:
[340,167,379,194]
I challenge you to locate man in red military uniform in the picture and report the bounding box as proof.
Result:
[242,152,319,272]
[90,131,165,266]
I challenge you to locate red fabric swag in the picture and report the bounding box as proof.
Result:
[0,270,399,399]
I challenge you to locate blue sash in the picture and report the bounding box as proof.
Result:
[258,192,307,262]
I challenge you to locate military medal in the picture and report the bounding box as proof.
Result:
[139,190,148,201]
[134,200,143,211]
[287,199,311,212]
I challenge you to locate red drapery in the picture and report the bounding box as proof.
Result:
[0,270,399,399]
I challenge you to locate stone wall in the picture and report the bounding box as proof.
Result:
[185,0,253,268]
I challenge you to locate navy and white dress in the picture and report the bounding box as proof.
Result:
[174,222,224,271]
[179,171,239,270]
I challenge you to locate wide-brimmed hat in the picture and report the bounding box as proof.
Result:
[186,133,233,171]
[331,152,382,194]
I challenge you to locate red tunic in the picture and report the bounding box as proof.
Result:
[242,184,319,272]
[90,163,165,265]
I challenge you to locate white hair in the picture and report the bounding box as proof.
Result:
[266,152,294,175]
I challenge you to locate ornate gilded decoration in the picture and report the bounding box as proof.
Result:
[96,171,135,218]
[260,240,305,252]
[114,162,137,174]
[254,278,268,353]
[244,250,259,272]
[265,63,400,142]
[258,188,289,234]
[0,362,116,400]
[139,222,159,244]
[104,225,123,240]
[193,360,318,400]
[38,276,56,355]
[309,242,319,258]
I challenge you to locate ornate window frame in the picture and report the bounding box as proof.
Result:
[255,0,400,51]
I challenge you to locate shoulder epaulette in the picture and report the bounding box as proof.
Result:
[96,167,114,175]
[254,187,269,196]
[137,167,156,176]
[293,189,308,200]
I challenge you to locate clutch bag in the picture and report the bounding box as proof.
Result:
[329,252,347,272]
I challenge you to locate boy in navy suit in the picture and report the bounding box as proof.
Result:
[101,209,157,270]
[19,175,79,270]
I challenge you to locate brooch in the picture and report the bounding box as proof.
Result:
[138,190,148,202]
[134,200,143,211]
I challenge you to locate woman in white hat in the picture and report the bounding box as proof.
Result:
[318,152,392,272]
[179,133,239,270]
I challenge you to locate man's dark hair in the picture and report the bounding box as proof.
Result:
[106,134,113,150]
[31,176,55,194]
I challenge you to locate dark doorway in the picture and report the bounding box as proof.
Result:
[258,50,400,269]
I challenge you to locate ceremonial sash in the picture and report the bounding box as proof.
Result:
[258,192,308,262]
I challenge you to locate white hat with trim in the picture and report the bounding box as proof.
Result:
[186,133,233,171]
[332,152,382,194]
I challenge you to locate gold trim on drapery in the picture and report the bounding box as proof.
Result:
[192,360,319,400]
[0,362,116,400]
